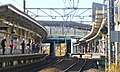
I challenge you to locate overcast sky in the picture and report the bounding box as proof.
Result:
[0,0,103,10]
[0,0,103,24]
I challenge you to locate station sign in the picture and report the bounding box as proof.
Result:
[111,31,120,42]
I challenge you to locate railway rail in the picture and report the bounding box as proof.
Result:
[43,58,87,72]
[63,58,86,72]
[39,57,98,72]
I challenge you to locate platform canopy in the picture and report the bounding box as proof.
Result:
[0,24,8,30]
[0,4,47,40]
[78,3,106,43]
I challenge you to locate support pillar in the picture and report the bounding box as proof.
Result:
[66,40,71,56]
[39,38,42,53]
[107,0,114,70]
[50,41,56,56]
[84,43,87,54]
[73,46,78,54]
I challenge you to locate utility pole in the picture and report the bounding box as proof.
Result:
[103,1,107,72]
[73,0,74,8]
[107,0,114,71]
[23,0,26,13]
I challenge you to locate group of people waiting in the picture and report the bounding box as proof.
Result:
[1,39,40,55]
[26,39,40,54]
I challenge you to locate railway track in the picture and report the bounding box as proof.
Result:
[49,58,78,70]
[46,58,87,72]
[39,57,98,72]
[63,58,86,72]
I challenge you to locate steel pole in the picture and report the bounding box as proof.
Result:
[103,1,108,72]
[107,0,114,71]
[23,0,26,13]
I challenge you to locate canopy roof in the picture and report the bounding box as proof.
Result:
[0,24,8,30]
[0,4,47,40]
[78,3,105,44]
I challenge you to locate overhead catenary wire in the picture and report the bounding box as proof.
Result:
[0,2,3,5]
[76,0,79,8]
[13,0,23,7]
[63,0,67,8]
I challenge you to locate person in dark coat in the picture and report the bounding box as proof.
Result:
[32,42,35,53]
[21,40,25,54]
[35,43,39,53]
[1,39,6,55]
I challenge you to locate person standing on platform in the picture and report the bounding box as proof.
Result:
[27,39,31,54]
[36,43,39,53]
[21,40,25,54]
[9,39,13,54]
[32,42,35,53]
[1,39,6,55]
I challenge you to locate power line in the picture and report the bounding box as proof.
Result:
[68,0,72,7]
[13,0,23,7]
[63,0,67,8]
[0,2,3,5]
[76,0,79,8]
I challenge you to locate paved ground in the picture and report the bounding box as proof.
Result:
[0,48,32,55]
